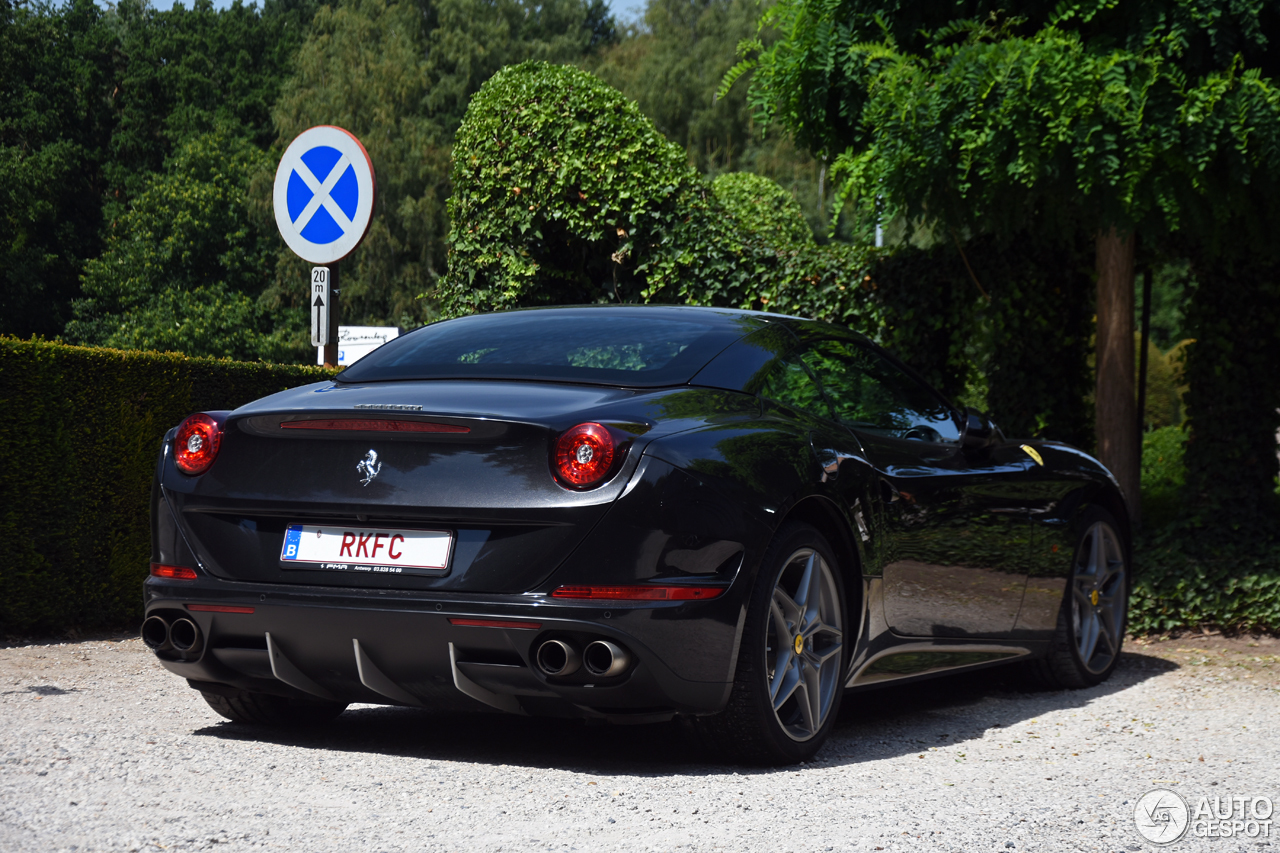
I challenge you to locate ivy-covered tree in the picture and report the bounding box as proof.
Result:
[736,0,1280,524]
[443,62,880,329]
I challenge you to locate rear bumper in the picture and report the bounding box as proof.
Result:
[144,576,739,721]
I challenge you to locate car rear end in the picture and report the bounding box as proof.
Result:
[144,307,771,722]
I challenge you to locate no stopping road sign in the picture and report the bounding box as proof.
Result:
[273,125,376,264]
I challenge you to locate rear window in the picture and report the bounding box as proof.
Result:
[336,309,744,386]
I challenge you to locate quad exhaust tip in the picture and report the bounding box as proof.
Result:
[535,639,580,677]
[583,640,630,677]
[169,618,202,653]
[141,614,203,656]
[141,615,170,651]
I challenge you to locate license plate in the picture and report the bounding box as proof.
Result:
[280,524,452,575]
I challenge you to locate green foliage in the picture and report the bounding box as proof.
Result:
[66,133,302,362]
[105,0,317,217]
[1138,261,1193,351]
[0,337,332,635]
[1130,539,1280,636]
[1141,425,1187,530]
[2,0,317,346]
[1179,256,1280,539]
[712,172,813,246]
[743,1,1280,243]
[443,61,722,310]
[0,0,115,337]
[423,0,617,139]
[443,63,904,329]
[587,0,836,240]
[857,232,1096,445]
[1138,336,1189,430]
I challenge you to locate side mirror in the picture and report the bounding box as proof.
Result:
[961,406,1002,451]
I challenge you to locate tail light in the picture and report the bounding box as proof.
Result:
[174,413,224,475]
[150,563,197,580]
[553,422,620,489]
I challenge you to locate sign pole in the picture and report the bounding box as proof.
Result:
[324,263,340,368]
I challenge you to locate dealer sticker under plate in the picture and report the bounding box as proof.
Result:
[280,524,452,575]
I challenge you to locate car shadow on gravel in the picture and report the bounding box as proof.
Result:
[191,650,1176,775]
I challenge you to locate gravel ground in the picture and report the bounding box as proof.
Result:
[1,634,1277,853]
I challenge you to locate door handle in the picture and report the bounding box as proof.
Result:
[813,447,860,482]
[815,447,841,482]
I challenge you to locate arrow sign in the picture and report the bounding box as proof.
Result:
[311,267,332,347]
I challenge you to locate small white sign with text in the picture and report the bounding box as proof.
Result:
[316,326,401,367]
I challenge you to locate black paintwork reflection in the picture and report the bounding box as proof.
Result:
[863,433,1034,638]
[1009,442,1117,635]
[864,650,1016,677]
[688,323,797,393]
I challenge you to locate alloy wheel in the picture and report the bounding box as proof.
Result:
[1070,521,1126,675]
[765,548,844,741]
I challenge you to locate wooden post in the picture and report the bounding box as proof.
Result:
[1095,228,1140,525]
[323,263,340,369]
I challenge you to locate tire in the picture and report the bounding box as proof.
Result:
[1024,509,1128,689]
[693,522,848,765]
[200,690,348,726]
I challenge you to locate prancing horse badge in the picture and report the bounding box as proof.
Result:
[357,449,382,486]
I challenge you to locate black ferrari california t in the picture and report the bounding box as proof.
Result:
[144,305,1130,763]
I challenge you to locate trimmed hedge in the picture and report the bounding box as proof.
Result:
[0,338,331,636]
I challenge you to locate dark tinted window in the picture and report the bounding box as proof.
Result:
[757,356,832,420]
[799,339,960,443]
[338,310,745,386]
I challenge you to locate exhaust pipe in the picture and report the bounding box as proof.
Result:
[535,639,580,677]
[583,640,631,677]
[168,618,202,655]
[141,615,170,651]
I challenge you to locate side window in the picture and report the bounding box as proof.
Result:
[799,339,961,444]
[755,354,833,421]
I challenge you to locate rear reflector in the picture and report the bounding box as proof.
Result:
[187,604,255,614]
[150,563,197,580]
[448,617,542,630]
[281,419,469,434]
[551,585,725,601]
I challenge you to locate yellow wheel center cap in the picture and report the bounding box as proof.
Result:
[794,634,805,655]
[1090,589,1100,607]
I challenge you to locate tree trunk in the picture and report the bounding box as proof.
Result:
[1095,228,1140,525]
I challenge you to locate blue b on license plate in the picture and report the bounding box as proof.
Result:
[280,524,452,575]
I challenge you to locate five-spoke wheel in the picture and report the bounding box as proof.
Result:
[1070,520,1126,676]
[766,547,844,741]
[693,522,848,764]
[1025,509,1128,689]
